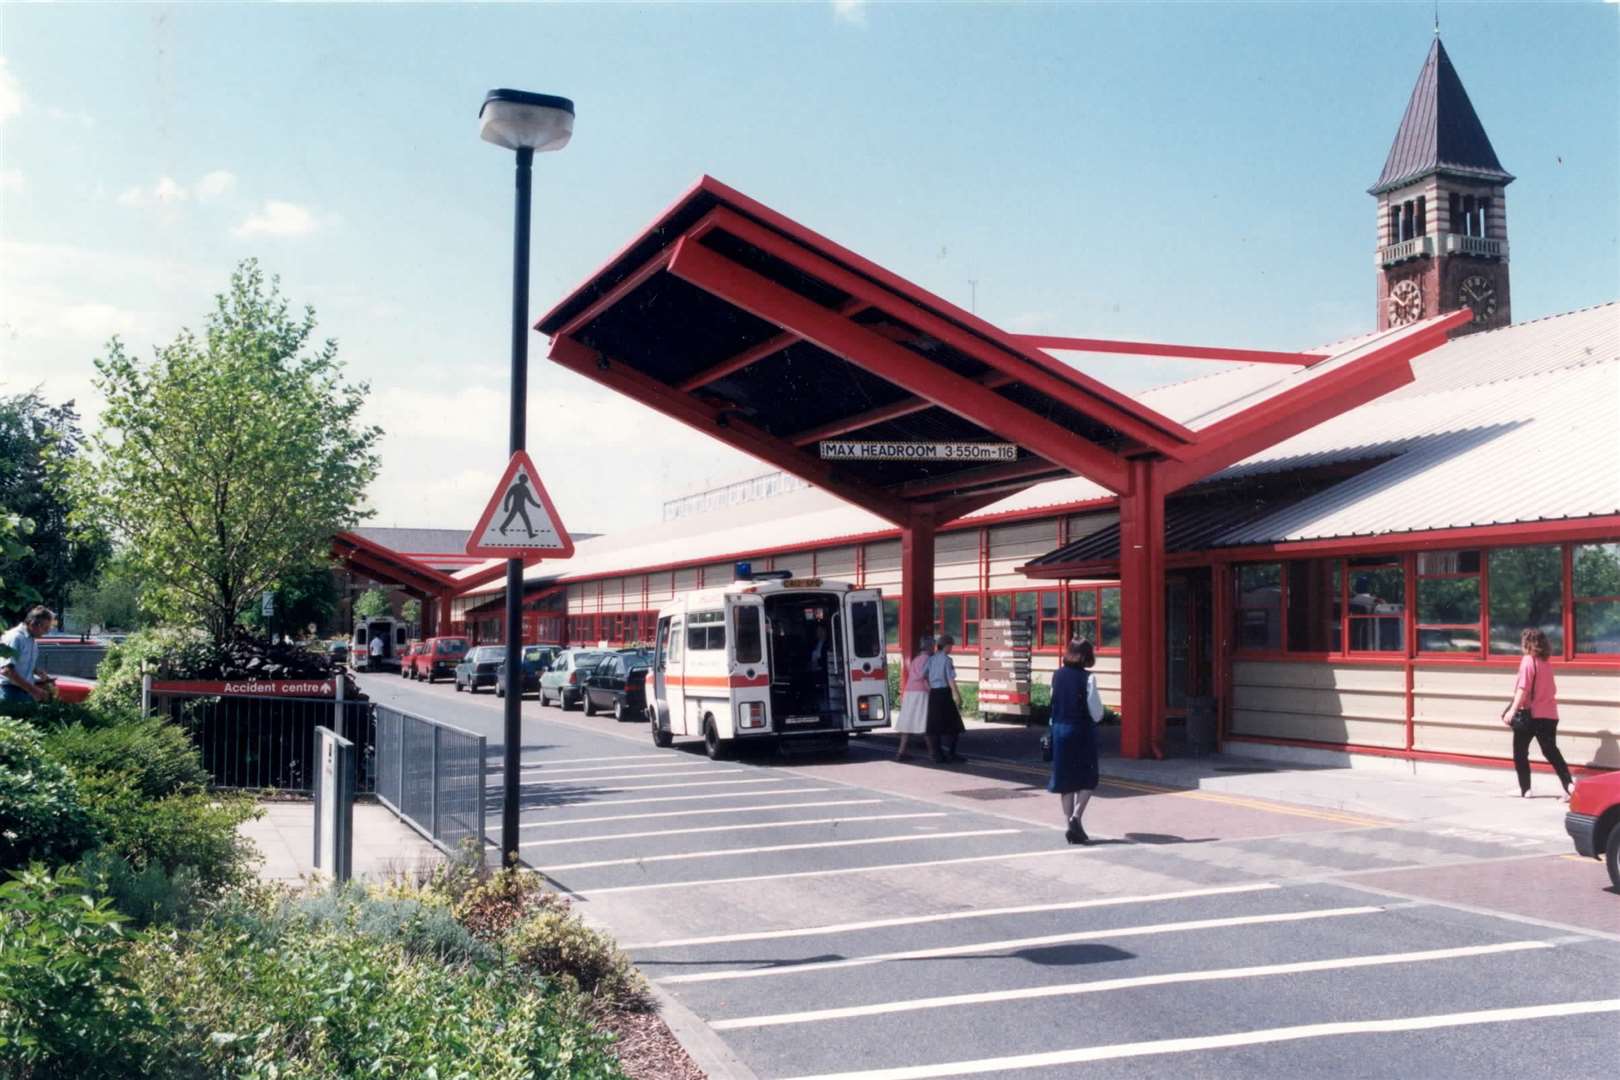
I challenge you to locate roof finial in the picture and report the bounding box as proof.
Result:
[1434,1,1440,37]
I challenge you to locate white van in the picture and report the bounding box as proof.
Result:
[352,617,410,672]
[649,573,889,758]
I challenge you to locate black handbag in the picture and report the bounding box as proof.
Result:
[1510,660,1537,732]
[1040,731,1053,762]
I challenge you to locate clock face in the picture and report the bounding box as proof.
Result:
[1459,274,1497,324]
[1388,279,1423,326]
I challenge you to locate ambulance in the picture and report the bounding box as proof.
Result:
[648,569,890,758]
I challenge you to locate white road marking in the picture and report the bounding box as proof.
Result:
[522,768,748,786]
[777,999,1620,1080]
[521,761,716,777]
[622,882,1279,950]
[657,906,1382,985]
[570,845,1097,895]
[526,777,782,794]
[712,940,1557,1029]
[519,786,828,812]
[519,754,670,767]
[520,812,947,848]
[539,828,1019,872]
[523,798,884,830]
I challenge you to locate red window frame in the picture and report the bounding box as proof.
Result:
[1064,583,1122,653]
[1415,550,1483,657]
[1572,542,1620,657]
[988,589,1062,651]
[931,592,982,651]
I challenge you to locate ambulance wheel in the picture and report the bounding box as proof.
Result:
[651,717,673,748]
[703,718,732,761]
[584,695,598,716]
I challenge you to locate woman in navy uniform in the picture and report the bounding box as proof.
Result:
[1048,638,1104,843]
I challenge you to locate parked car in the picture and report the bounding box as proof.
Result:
[454,645,505,694]
[583,649,654,721]
[538,648,608,710]
[51,676,94,704]
[328,640,349,664]
[399,640,424,677]
[1565,769,1620,890]
[405,636,469,682]
[497,645,559,699]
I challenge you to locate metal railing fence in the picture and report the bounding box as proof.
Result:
[152,688,375,794]
[374,703,487,857]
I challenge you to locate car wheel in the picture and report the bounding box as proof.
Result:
[1607,822,1620,892]
[454,680,463,693]
[561,689,576,711]
[584,694,598,717]
[703,717,732,761]
[614,699,628,722]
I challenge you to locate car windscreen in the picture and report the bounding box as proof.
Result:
[472,648,503,661]
[523,647,550,662]
[437,640,468,654]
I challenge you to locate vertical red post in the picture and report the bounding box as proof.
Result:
[436,593,453,637]
[1118,458,1166,759]
[900,514,936,659]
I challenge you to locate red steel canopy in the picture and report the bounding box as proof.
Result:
[538,176,1468,757]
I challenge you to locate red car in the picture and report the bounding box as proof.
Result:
[1565,769,1620,890]
[404,636,469,683]
[52,676,94,704]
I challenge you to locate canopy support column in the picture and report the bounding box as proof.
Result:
[1118,457,1166,759]
[436,594,453,637]
[900,515,936,659]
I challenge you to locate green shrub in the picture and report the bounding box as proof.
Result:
[0,718,92,870]
[90,626,208,711]
[76,773,258,893]
[42,716,208,799]
[455,867,559,941]
[76,848,207,929]
[505,904,651,1011]
[282,881,499,967]
[0,865,158,1078]
[887,658,902,708]
[132,913,625,1079]
[0,696,136,732]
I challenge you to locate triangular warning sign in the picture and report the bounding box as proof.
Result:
[465,451,575,559]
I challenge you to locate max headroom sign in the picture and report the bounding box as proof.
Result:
[819,441,1018,462]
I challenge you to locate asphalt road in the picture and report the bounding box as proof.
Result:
[359,673,1620,1080]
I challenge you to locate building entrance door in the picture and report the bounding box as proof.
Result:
[1166,568,1213,714]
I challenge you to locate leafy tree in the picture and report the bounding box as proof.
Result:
[354,586,392,621]
[65,553,151,633]
[0,391,108,615]
[71,261,381,645]
[401,597,422,630]
[240,560,340,640]
[0,513,41,633]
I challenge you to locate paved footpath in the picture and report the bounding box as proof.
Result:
[360,674,1619,1080]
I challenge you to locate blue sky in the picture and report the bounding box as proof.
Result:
[2,1,1616,534]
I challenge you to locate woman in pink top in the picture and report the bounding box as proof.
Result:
[894,634,934,761]
[1500,627,1574,799]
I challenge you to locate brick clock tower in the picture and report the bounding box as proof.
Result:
[1372,36,1513,335]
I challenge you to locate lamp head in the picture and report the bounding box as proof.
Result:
[479,89,574,152]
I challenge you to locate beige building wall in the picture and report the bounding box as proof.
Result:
[1414,665,1620,769]
[1231,660,1407,748]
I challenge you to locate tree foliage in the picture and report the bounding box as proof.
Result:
[401,597,422,629]
[354,586,392,621]
[239,560,340,640]
[0,391,107,618]
[66,553,151,634]
[71,261,381,645]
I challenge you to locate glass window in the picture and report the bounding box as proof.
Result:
[941,596,963,641]
[1573,542,1620,655]
[667,621,682,663]
[1038,589,1061,648]
[1416,550,1481,655]
[1014,591,1037,624]
[850,599,882,658]
[1487,545,1563,655]
[1234,563,1282,651]
[687,611,726,651]
[1100,587,1122,649]
[1347,558,1404,653]
[1069,587,1100,646]
[990,593,1012,620]
[1286,558,1342,653]
[882,598,900,647]
[734,604,763,663]
[964,595,981,646]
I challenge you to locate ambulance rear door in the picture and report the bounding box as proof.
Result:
[729,594,770,735]
[843,589,889,729]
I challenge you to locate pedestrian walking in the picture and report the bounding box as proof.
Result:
[1048,638,1104,844]
[894,634,933,760]
[1500,627,1574,800]
[0,606,58,704]
[925,634,965,764]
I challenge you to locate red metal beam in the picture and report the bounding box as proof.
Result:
[678,299,867,393]
[667,239,1132,494]
[689,207,1198,458]
[892,458,1064,499]
[549,334,910,526]
[1015,335,1324,367]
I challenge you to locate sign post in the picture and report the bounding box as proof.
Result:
[467,449,573,867]
[978,618,1033,719]
[312,726,354,882]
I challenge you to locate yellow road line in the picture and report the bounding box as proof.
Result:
[963,757,1386,829]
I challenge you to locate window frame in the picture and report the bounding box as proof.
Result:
[1414,550,1483,658]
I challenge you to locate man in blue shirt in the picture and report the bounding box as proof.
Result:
[1,606,57,704]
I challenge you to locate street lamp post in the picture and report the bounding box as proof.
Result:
[480,88,573,867]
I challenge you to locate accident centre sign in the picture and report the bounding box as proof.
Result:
[819,441,1018,463]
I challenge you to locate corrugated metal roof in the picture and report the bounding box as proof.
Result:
[1370,37,1513,195]
[460,302,1618,595]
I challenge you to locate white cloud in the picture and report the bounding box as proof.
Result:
[232,199,319,238]
[0,168,21,193]
[195,169,237,200]
[831,0,868,25]
[0,57,21,124]
[116,175,189,208]
[43,105,94,127]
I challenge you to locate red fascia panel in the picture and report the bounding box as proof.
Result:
[1015,335,1323,367]
[666,239,1133,494]
[690,207,1198,460]
[549,334,910,526]
[688,179,1198,452]
[332,531,461,589]
[1211,514,1620,560]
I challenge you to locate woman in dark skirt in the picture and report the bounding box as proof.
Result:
[1048,638,1103,843]
[924,634,966,764]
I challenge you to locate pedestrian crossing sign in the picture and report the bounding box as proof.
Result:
[465,450,574,558]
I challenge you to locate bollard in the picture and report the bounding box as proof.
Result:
[140,671,151,718]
